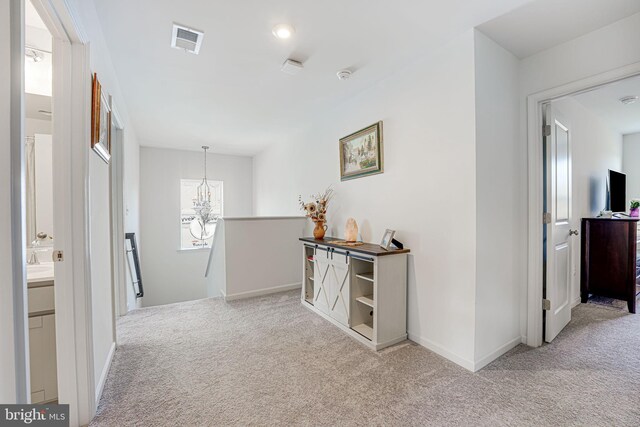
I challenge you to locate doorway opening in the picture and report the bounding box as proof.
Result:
[535,72,640,344]
[24,0,57,405]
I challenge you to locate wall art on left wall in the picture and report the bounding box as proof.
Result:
[91,73,111,164]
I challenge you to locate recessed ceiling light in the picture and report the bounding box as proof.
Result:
[272,24,295,39]
[619,95,638,105]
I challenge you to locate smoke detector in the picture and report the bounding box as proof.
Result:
[171,23,204,54]
[619,95,638,105]
[336,69,352,80]
[281,59,304,75]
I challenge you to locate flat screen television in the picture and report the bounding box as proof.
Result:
[608,169,626,213]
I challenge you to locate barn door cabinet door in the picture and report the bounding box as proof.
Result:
[328,251,351,327]
[313,249,332,315]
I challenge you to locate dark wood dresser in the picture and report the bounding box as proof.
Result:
[580,218,640,313]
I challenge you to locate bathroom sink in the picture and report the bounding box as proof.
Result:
[27,262,55,282]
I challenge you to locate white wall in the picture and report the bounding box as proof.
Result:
[25,117,50,136]
[473,31,522,369]
[65,0,142,399]
[519,12,640,338]
[254,31,480,368]
[552,97,623,304]
[140,147,253,307]
[34,134,53,240]
[89,153,114,389]
[623,132,640,206]
[207,217,306,299]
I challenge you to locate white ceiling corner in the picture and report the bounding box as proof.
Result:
[572,75,640,136]
[91,0,534,156]
[478,0,640,59]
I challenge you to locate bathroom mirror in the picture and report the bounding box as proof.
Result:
[25,93,54,247]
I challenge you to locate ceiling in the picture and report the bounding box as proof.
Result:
[26,0,48,31]
[92,0,534,155]
[572,75,640,136]
[25,0,52,97]
[478,0,640,59]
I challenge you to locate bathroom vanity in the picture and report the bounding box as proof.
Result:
[27,262,58,404]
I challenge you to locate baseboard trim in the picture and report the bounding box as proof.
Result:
[473,335,522,372]
[571,296,581,308]
[95,342,116,406]
[224,282,301,301]
[407,332,475,372]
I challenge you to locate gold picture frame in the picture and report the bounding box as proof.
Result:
[91,73,111,164]
[339,121,383,181]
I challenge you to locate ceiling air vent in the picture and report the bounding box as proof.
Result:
[171,23,204,54]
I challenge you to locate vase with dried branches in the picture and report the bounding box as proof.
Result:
[299,187,334,240]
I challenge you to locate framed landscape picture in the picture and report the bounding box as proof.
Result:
[91,73,111,164]
[339,121,383,181]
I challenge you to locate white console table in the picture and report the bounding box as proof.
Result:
[300,237,409,350]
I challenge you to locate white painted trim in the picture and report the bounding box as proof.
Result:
[110,103,127,321]
[221,216,306,221]
[7,0,30,404]
[177,247,211,253]
[473,336,522,371]
[95,342,115,407]
[223,282,302,301]
[526,62,640,348]
[571,296,581,308]
[374,336,408,350]
[407,331,475,372]
[32,0,97,424]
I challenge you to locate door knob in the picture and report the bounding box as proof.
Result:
[569,229,579,236]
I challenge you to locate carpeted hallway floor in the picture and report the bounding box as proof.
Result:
[91,291,640,426]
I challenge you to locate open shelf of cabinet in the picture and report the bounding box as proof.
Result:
[352,322,373,340]
[356,272,374,282]
[303,245,316,306]
[355,295,374,307]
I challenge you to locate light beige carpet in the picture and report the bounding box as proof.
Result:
[91,291,640,426]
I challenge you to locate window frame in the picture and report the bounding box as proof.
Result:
[179,178,224,251]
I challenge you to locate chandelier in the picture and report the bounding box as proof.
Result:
[190,146,217,241]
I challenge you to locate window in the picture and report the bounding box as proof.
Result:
[180,179,223,250]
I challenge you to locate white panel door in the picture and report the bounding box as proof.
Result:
[544,106,574,343]
[313,249,331,315]
[328,251,351,327]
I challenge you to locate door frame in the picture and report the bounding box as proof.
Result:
[526,62,640,347]
[4,0,29,405]
[29,0,96,424]
[110,104,127,321]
